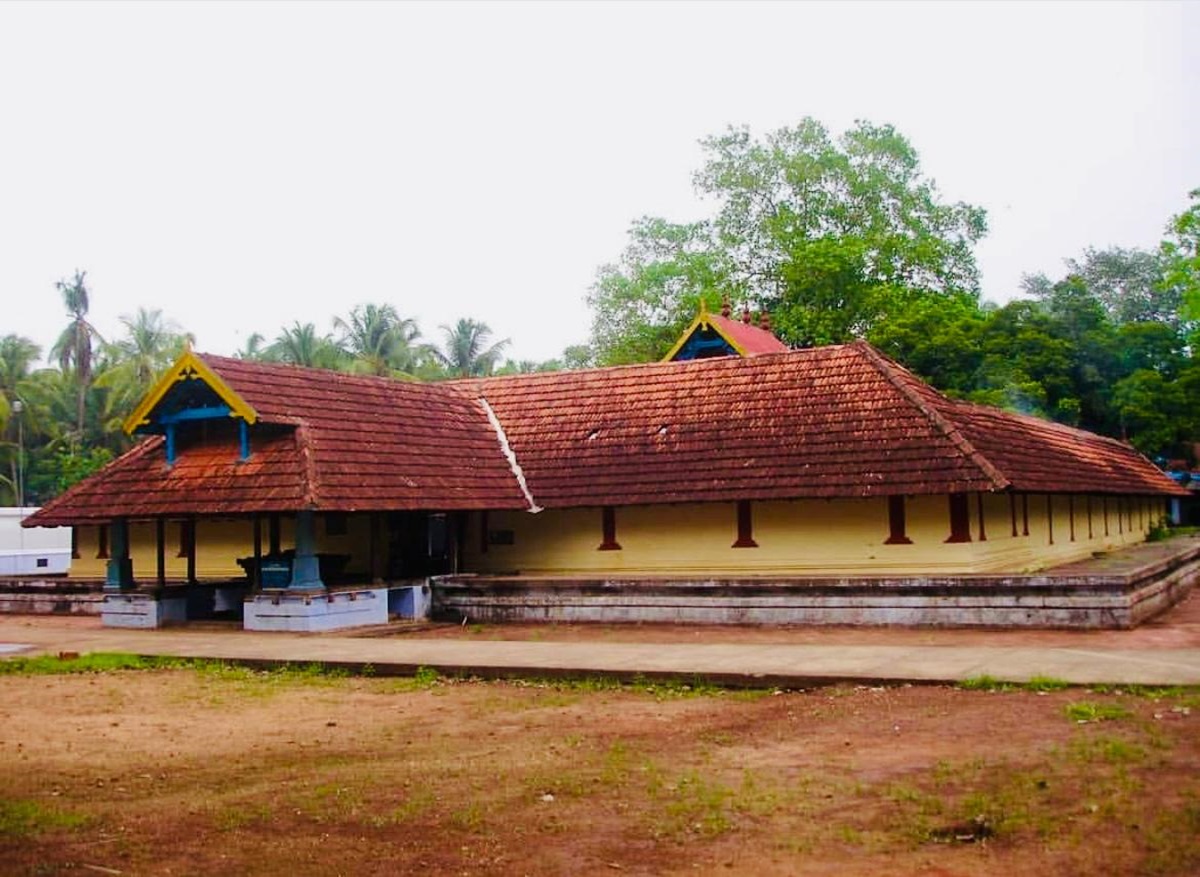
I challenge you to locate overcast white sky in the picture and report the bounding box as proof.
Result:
[1,1,1197,365]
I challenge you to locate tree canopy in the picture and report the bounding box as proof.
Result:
[588,119,987,363]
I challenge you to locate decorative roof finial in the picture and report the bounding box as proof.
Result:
[741,304,752,325]
[720,295,732,318]
[759,311,771,331]
[699,296,708,316]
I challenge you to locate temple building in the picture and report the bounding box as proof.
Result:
[24,329,1189,631]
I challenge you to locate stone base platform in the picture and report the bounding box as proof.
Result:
[243,588,390,632]
[433,541,1200,629]
[0,578,104,616]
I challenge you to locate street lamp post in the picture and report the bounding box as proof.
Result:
[11,399,23,510]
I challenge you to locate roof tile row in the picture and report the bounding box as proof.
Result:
[26,342,1185,525]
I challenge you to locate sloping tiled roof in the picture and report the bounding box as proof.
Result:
[705,313,790,355]
[26,342,1184,525]
[465,343,1004,508]
[27,356,527,525]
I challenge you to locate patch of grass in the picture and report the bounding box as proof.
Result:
[1143,790,1200,874]
[0,652,179,675]
[412,665,440,688]
[958,675,1015,692]
[0,799,89,837]
[1065,702,1132,723]
[1025,675,1071,692]
[450,801,486,832]
[371,789,436,827]
[212,803,273,831]
[1067,735,1146,765]
[658,770,735,837]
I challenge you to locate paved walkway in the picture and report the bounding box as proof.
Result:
[2,617,1199,686]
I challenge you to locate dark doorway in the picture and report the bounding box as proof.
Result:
[386,512,451,578]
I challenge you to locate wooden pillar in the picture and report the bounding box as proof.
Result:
[976,495,987,542]
[1009,494,1017,538]
[186,516,197,583]
[1068,495,1075,542]
[599,507,621,550]
[287,510,325,591]
[885,496,912,544]
[155,518,166,586]
[369,512,387,583]
[252,515,263,591]
[1047,495,1054,545]
[1087,495,1094,540]
[1022,494,1029,537]
[453,512,466,575]
[733,500,758,548]
[105,518,134,591]
[945,494,971,543]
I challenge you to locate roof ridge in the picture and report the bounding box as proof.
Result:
[947,396,1143,451]
[441,345,842,389]
[852,341,1011,492]
[293,422,320,509]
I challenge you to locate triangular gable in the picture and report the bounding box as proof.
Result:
[662,301,788,362]
[122,350,258,436]
[661,301,747,362]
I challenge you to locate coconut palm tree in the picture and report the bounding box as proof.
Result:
[0,334,41,504]
[236,332,268,361]
[269,322,343,369]
[49,271,103,437]
[333,303,421,376]
[94,308,190,433]
[433,319,510,378]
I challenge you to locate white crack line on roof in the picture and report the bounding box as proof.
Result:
[478,396,543,514]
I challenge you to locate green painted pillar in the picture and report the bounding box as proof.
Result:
[104,518,135,590]
[287,510,325,591]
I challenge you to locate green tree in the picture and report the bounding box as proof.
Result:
[1161,188,1200,345]
[432,319,509,378]
[867,296,987,396]
[702,121,987,345]
[589,219,733,364]
[268,322,344,369]
[49,271,103,437]
[94,308,190,434]
[1112,369,1185,453]
[236,332,268,361]
[588,119,987,362]
[333,303,421,376]
[0,335,41,504]
[1067,247,1174,326]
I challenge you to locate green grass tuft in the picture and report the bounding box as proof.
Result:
[0,652,180,675]
[0,799,89,837]
[1065,702,1132,723]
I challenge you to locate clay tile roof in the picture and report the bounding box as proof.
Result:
[704,313,790,356]
[25,342,1184,526]
[26,354,528,525]
[465,342,1003,508]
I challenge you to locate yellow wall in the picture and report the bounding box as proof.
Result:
[70,513,381,582]
[72,517,291,581]
[462,493,1162,577]
[314,514,373,576]
[67,494,1168,581]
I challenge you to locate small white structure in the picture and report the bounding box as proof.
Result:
[0,508,72,576]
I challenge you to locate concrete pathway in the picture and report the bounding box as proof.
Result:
[2,618,1199,687]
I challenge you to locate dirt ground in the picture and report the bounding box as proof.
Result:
[2,662,1198,876]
